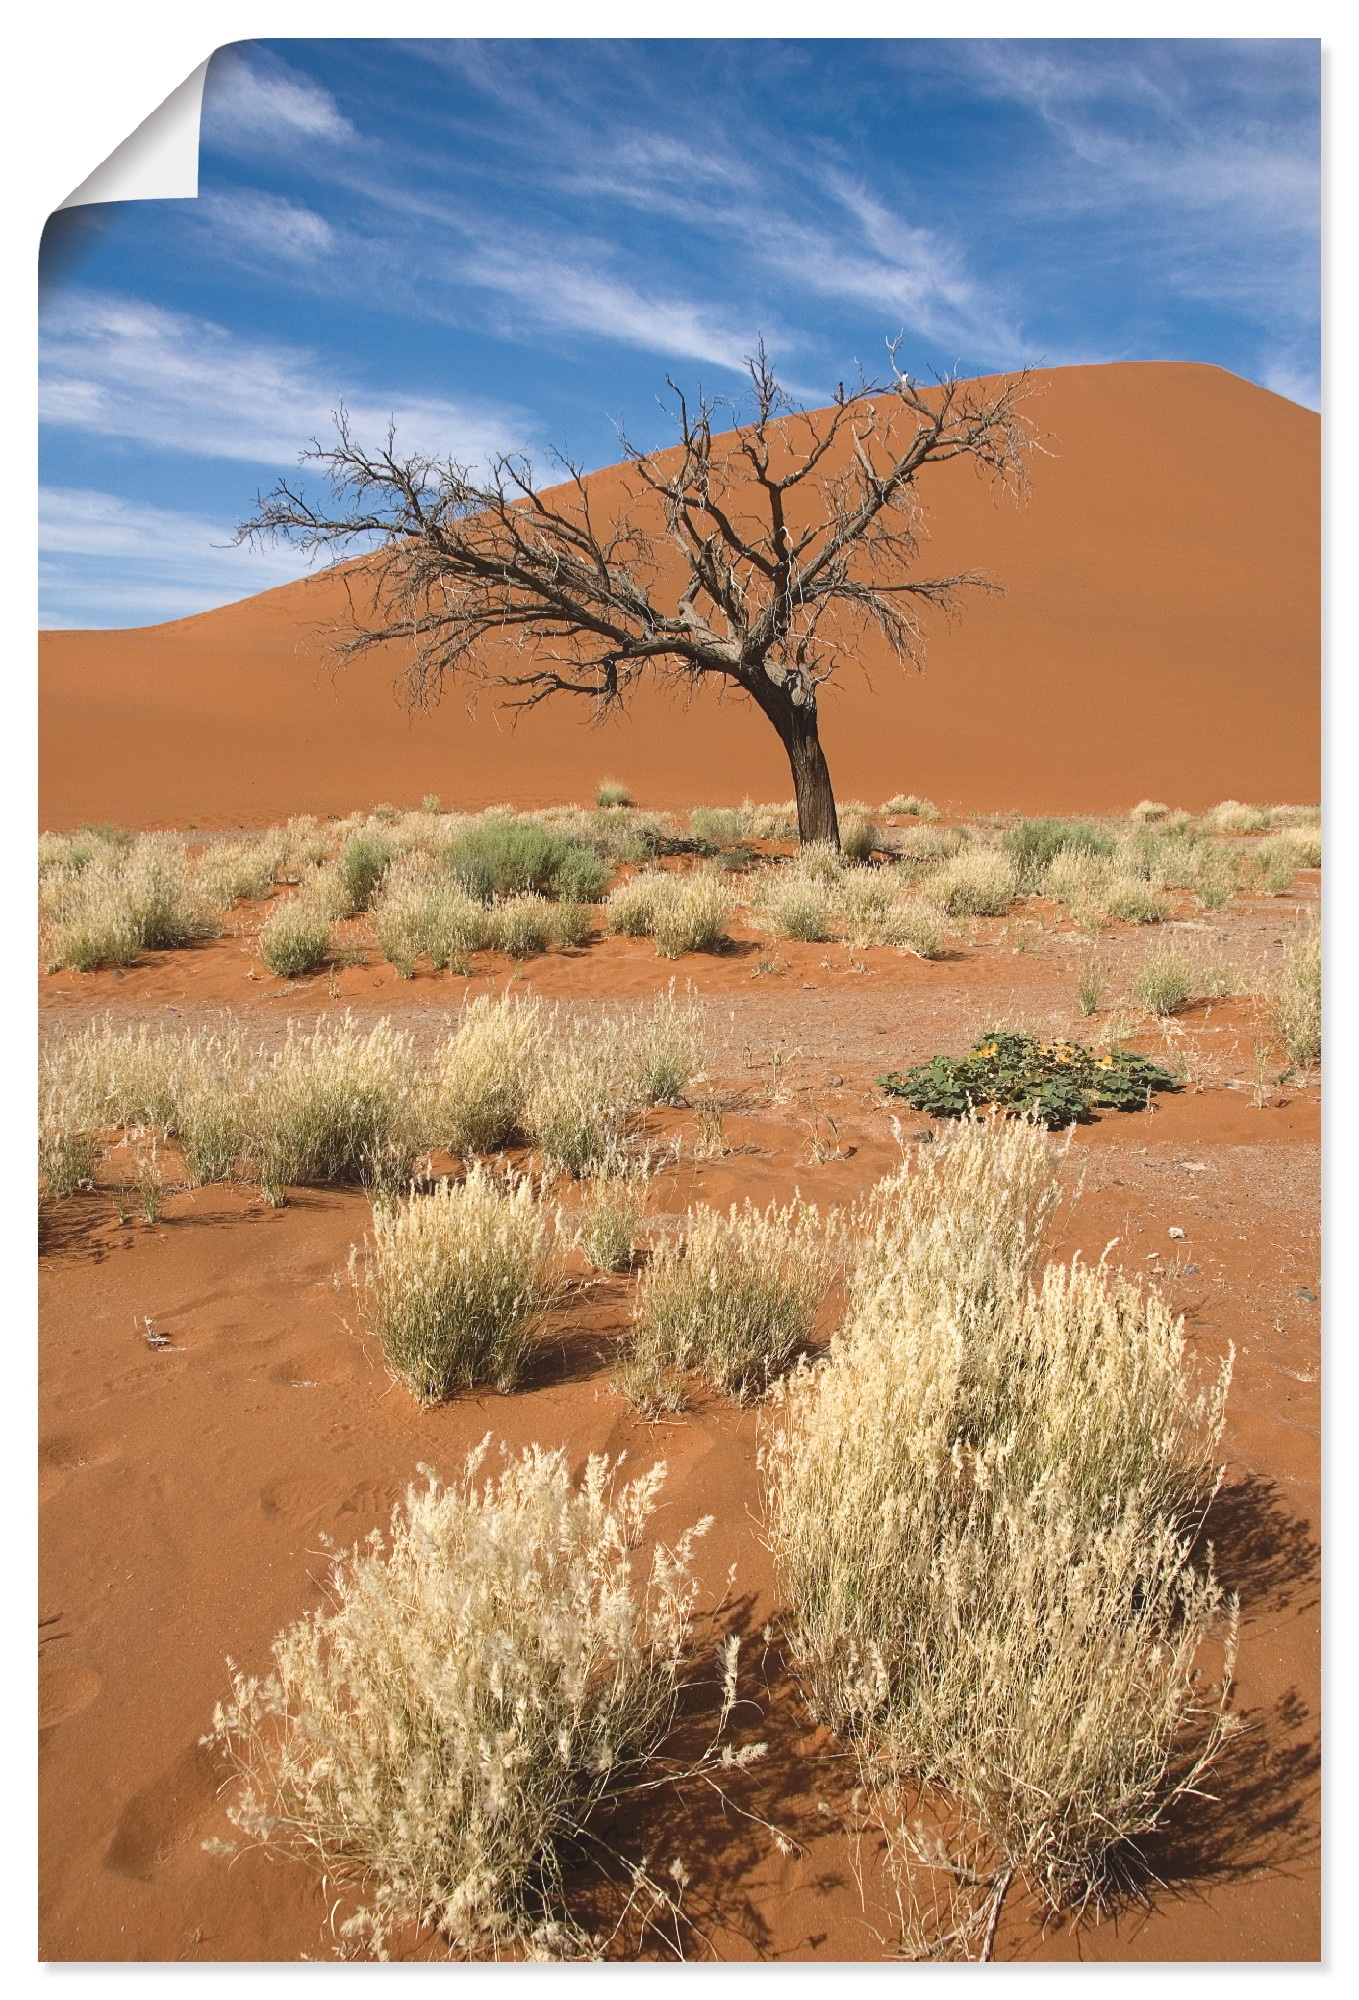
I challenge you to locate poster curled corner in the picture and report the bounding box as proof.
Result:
[57,55,211,210]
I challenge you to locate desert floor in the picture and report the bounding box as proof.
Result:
[39,861,1320,1964]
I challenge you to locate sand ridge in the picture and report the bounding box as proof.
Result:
[39,362,1318,831]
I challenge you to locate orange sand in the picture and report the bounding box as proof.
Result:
[39,362,1318,830]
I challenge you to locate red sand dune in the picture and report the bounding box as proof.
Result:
[39,361,1319,830]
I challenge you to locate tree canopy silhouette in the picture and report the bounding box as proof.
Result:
[239,343,1034,847]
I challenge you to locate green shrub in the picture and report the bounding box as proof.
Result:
[880,1032,1176,1127]
[1129,799,1170,823]
[551,845,613,903]
[447,819,569,902]
[336,832,393,912]
[595,779,633,809]
[881,794,940,820]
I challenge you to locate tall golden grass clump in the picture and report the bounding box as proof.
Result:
[881,794,940,820]
[606,867,731,955]
[757,872,839,943]
[253,1015,421,1201]
[372,854,491,974]
[41,834,220,971]
[649,870,731,958]
[523,1019,634,1177]
[356,1168,558,1399]
[839,812,880,863]
[615,986,705,1105]
[1201,799,1272,835]
[763,1120,1236,1944]
[195,836,285,908]
[605,872,670,937]
[927,847,1019,917]
[259,892,335,977]
[620,1199,837,1407]
[835,872,946,956]
[436,993,550,1155]
[207,1445,712,1957]
[1264,911,1321,1067]
[1249,829,1319,893]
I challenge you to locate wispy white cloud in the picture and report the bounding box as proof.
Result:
[40,291,524,467]
[39,487,321,628]
[204,46,356,149]
[458,240,756,371]
[198,189,335,264]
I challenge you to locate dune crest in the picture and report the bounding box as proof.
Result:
[39,362,1318,828]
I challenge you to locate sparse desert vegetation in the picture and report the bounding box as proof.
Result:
[38,792,1319,1964]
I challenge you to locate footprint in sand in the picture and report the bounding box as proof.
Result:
[267,1346,356,1388]
[39,1432,119,1501]
[259,1475,328,1519]
[104,1739,221,1882]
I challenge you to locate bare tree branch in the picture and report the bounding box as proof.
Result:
[237,341,1037,844]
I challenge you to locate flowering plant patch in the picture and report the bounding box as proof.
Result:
[878,1031,1177,1128]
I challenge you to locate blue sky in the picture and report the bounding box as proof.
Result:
[38,36,1320,630]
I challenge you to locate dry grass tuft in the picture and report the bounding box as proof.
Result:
[355,1167,559,1400]
[620,1198,838,1407]
[196,836,285,908]
[927,848,1019,918]
[650,870,732,958]
[1200,799,1272,835]
[572,1164,651,1272]
[763,1118,1236,1942]
[41,834,220,971]
[259,893,335,977]
[437,993,550,1155]
[1263,911,1320,1067]
[207,1444,712,1957]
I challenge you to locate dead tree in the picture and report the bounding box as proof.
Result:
[238,342,1034,847]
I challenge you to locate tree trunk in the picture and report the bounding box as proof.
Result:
[746,674,841,848]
